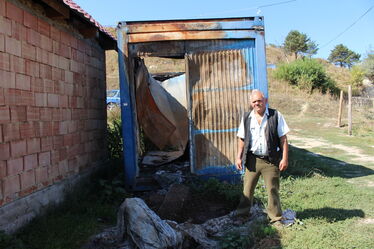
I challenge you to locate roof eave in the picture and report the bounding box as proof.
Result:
[37,0,117,50]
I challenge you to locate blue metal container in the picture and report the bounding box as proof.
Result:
[117,17,268,188]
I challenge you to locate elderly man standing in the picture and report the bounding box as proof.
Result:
[235,89,289,224]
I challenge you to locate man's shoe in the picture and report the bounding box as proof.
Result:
[271,220,285,229]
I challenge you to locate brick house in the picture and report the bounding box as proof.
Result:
[0,0,116,232]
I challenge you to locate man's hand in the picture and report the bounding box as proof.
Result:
[279,159,288,171]
[279,135,289,172]
[236,138,245,171]
[236,158,243,171]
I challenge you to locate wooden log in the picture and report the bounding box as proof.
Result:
[337,90,343,127]
[348,85,352,136]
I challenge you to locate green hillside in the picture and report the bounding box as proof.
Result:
[105,43,352,91]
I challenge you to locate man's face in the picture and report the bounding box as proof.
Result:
[250,92,267,114]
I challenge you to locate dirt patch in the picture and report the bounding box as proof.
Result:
[358,218,374,224]
[365,180,374,187]
[347,179,374,188]
[144,190,234,224]
[289,135,329,148]
[257,236,281,249]
[181,197,232,224]
[139,161,236,224]
[288,134,374,164]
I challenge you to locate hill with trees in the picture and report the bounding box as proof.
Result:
[105,27,372,97]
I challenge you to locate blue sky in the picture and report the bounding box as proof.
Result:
[74,0,373,60]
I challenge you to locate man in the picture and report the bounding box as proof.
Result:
[235,89,289,224]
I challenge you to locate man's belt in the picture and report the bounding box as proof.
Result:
[254,154,269,161]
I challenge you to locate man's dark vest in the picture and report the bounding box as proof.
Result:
[241,108,282,167]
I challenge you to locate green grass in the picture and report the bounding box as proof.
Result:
[278,176,374,249]
[273,111,374,248]
[16,201,115,249]
[262,80,374,248]
[238,135,374,248]
[250,141,374,249]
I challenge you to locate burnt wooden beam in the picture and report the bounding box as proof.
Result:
[34,0,116,50]
[44,8,67,20]
[79,27,98,38]
[98,32,117,50]
[40,0,70,19]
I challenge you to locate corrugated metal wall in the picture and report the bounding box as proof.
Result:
[187,48,258,174]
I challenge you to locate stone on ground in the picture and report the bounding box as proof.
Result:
[158,184,190,221]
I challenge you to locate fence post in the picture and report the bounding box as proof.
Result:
[337,90,343,127]
[348,85,352,136]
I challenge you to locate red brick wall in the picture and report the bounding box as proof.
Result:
[0,0,107,206]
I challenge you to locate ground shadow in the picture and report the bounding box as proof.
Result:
[297,207,365,222]
[282,145,374,179]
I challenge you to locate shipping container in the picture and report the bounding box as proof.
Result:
[116,17,268,188]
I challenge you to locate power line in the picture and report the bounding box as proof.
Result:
[196,0,297,17]
[320,4,374,49]
[258,0,296,9]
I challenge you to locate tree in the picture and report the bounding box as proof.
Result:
[361,52,374,81]
[283,30,309,59]
[305,40,319,58]
[328,44,360,68]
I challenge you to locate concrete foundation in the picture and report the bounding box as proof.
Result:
[0,162,105,233]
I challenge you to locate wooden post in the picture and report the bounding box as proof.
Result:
[337,90,343,127]
[348,85,352,136]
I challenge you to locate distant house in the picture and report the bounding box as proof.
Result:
[0,0,116,232]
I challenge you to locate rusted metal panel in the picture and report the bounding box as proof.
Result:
[186,39,256,53]
[129,41,186,58]
[128,30,258,43]
[123,17,263,44]
[130,39,255,58]
[135,62,176,149]
[135,60,188,151]
[126,18,262,33]
[187,49,257,175]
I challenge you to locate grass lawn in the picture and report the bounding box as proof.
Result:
[279,176,374,249]
[261,80,374,248]
[263,110,374,249]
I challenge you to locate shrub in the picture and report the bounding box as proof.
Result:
[219,230,253,249]
[0,231,25,249]
[273,58,339,95]
[350,65,365,95]
[362,53,374,81]
[252,222,277,238]
[106,106,157,158]
[107,108,123,160]
[98,178,128,203]
[219,222,277,249]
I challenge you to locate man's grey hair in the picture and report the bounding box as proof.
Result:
[250,89,265,100]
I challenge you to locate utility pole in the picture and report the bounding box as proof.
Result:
[337,90,343,127]
[348,85,352,136]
